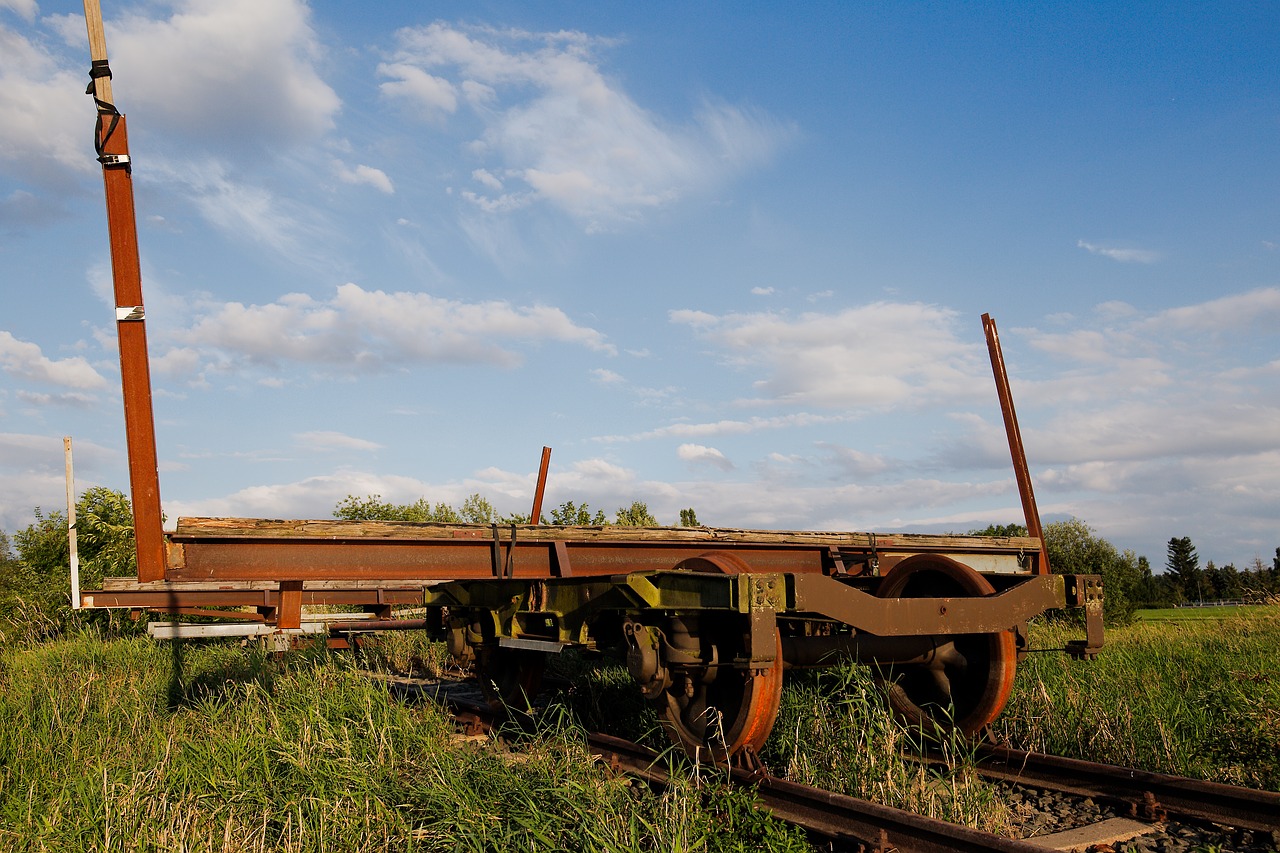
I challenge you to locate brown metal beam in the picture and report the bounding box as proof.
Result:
[791,572,1068,636]
[84,0,166,582]
[982,313,1051,574]
[79,587,424,609]
[530,446,551,523]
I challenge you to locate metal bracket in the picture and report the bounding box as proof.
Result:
[99,153,131,169]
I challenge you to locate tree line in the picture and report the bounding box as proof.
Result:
[971,521,1280,620]
[333,493,695,528]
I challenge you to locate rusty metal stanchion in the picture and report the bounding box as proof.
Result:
[83,0,166,581]
[982,313,1050,574]
[530,446,552,524]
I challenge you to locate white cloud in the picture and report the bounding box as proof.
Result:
[0,433,118,532]
[1142,287,1280,335]
[0,0,37,22]
[295,431,383,452]
[1077,240,1161,264]
[147,156,319,260]
[0,24,96,185]
[816,443,890,478]
[15,390,98,408]
[379,23,794,229]
[750,286,775,296]
[175,282,613,373]
[671,301,986,409]
[107,0,339,148]
[0,331,108,389]
[377,62,457,116]
[591,368,624,384]
[597,413,849,443]
[677,443,734,471]
[333,161,395,194]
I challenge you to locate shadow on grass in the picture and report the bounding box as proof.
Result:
[164,636,277,711]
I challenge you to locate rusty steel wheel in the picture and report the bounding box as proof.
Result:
[874,554,1017,736]
[656,624,784,763]
[477,646,545,727]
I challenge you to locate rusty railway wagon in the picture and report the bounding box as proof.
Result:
[75,0,1102,762]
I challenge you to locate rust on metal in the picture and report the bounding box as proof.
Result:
[983,313,1051,575]
[84,0,166,582]
[530,446,552,524]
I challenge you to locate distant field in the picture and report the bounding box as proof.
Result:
[1134,604,1275,621]
[999,605,1280,791]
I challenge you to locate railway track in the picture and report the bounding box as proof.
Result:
[940,743,1280,836]
[382,672,1280,852]
[586,732,1047,852]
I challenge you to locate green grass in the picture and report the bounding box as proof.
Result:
[764,665,1014,833]
[0,632,810,852]
[995,606,1280,790]
[1134,604,1274,621]
[4,608,1277,850]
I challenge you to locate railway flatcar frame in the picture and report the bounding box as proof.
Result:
[74,0,1103,760]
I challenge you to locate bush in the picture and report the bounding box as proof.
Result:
[1,488,141,644]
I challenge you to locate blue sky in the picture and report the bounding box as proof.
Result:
[2,0,1278,571]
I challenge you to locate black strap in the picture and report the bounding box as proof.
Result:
[86,60,123,161]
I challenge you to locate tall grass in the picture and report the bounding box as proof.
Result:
[0,632,810,852]
[995,606,1280,791]
[5,608,1276,850]
[763,665,1013,834]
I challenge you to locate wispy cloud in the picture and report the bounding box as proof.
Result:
[161,282,613,379]
[677,443,734,471]
[295,431,383,453]
[597,413,849,443]
[0,331,108,389]
[670,301,986,409]
[1077,240,1161,264]
[1,0,37,22]
[379,23,795,230]
[333,161,395,194]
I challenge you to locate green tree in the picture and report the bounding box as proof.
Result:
[334,494,459,523]
[2,487,141,642]
[969,523,1029,537]
[1165,536,1202,603]
[679,508,701,527]
[1245,555,1274,600]
[549,501,606,526]
[0,528,35,640]
[1133,555,1165,607]
[1043,518,1141,625]
[77,486,140,583]
[459,494,495,524]
[1216,562,1244,601]
[614,501,659,527]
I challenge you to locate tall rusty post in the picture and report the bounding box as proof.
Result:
[530,446,552,524]
[84,0,166,582]
[982,314,1051,575]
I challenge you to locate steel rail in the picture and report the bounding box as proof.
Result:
[959,744,1280,834]
[395,677,1118,851]
[586,732,1046,853]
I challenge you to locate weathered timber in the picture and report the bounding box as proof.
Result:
[173,517,1038,553]
[158,518,1040,583]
